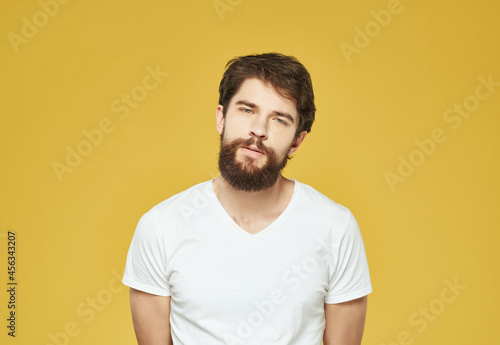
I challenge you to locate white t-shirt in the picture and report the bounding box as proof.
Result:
[122,178,372,345]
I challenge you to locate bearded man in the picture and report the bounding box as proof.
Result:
[122,52,373,345]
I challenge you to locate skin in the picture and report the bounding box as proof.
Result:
[130,77,368,345]
[213,77,307,233]
[130,288,173,345]
[323,296,368,345]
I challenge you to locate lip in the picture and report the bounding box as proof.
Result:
[243,145,264,154]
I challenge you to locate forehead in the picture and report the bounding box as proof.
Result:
[229,78,298,119]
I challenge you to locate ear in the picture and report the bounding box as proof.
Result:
[287,130,307,156]
[216,105,225,135]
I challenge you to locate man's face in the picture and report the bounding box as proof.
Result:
[216,78,307,192]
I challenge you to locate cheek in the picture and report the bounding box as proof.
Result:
[275,128,297,146]
[269,120,298,137]
[224,116,250,138]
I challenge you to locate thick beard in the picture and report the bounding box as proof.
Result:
[217,133,290,192]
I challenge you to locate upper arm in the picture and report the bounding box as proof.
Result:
[325,211,372,304]
[130,287,173,345]
[323,295,368,345]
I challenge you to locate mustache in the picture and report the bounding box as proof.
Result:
[219,133,273,157]
[241,137,267,154]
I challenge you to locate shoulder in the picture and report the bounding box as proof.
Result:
[149,179,211,211]
[138,179,215,227]
[295,179,353,223]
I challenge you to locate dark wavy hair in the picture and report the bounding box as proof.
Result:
[218,52,316,140]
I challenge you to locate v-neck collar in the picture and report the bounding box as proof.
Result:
[208,178,301,239]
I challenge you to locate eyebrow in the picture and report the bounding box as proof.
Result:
[235,100,295,124]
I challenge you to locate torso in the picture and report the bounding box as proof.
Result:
[214,176,296,235]
[231,213,280,234]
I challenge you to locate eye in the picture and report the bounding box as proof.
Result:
[274,118,288,125]
[240,108,253,114]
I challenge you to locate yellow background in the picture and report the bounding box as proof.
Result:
[1,0,499,344]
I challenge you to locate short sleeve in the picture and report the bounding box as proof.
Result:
[122,209,171,296]
[325,211,372,304]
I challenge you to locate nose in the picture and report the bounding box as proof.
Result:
[248,114,268,140]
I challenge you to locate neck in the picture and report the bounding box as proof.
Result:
[213,174,288,216]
